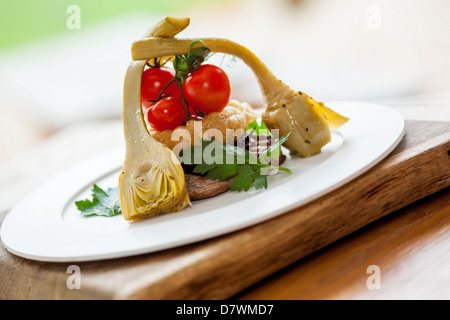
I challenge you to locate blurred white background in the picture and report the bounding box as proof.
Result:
[0,0,449,214]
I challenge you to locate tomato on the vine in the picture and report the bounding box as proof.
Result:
[142,58,231,131]
[188,107,203,120]
[182,64,231,114]
[141,67,181,109]
[146,97,186,131]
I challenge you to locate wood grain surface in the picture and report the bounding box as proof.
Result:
[0,120,448,300]
[237,187,450,300]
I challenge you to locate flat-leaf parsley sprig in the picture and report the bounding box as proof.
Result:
[75,184,122,217]
[181,133,291,192]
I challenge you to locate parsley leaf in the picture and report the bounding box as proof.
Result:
[180,134,291,192]
[259,133,290,166]
[230,164,258,192]
[254,173,268,190]
[246,119,271,136]
[75,184,122,217]
[205,164,237,181]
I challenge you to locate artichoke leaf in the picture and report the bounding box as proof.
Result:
[119,18,191,222]
[315,102,350,129]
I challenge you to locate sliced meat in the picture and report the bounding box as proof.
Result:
[185,174,232,200]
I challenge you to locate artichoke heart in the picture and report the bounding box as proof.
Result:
[261,89,344,157]
[119,17,191,222]
[119,142,190,221]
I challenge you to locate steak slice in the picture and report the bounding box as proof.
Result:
[185,174,233,201]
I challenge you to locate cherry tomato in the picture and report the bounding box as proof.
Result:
[141,67,181,109]
[147,97,186,131]
[188,107,204,120]
[182,64,231,114]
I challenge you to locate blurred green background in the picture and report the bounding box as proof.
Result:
[0,0,221,50]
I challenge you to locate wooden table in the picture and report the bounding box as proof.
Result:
[237,187,450,300]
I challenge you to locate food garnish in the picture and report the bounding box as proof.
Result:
[246,119,271,136]
[75,184,122,217]
[180,131,291,192]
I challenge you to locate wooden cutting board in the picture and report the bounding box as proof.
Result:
[0,120,448,300]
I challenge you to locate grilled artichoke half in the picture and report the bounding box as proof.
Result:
[119,17,191,222]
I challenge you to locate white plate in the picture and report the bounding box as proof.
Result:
[0,101,405,262]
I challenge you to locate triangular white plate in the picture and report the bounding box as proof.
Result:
[0,101,405,262]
